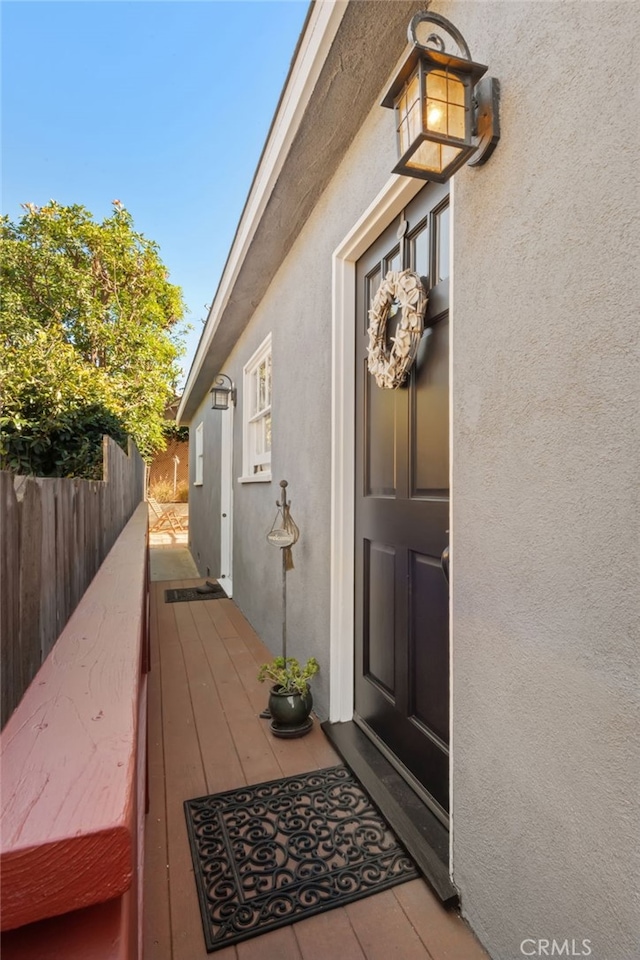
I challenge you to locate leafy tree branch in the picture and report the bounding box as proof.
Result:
[1,200,189,477]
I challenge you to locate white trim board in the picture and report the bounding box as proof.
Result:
[220,404,234,597]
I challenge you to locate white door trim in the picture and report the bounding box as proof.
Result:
[329,174,425,722]
[220,405,234,597]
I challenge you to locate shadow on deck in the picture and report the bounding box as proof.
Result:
[145,567,488,960]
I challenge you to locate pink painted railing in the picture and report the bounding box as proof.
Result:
[0,503,149,960]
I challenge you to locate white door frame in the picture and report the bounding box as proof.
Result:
[329,173,425,722]
[330,171,455,878]
[220,405,234,597]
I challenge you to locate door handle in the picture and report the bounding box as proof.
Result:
[441,545,450,584]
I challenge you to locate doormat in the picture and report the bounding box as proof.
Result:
[184,764,419,952]
[165,583,227,603]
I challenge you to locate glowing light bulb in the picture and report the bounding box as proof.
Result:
[427,104,444,129]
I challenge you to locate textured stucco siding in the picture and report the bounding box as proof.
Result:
[210,103,400,720]
[447,2,639,958]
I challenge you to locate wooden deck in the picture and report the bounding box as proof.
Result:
[144,576,489,960]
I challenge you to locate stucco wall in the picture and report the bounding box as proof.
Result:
[446,2,640,958]
[210,103,401,720]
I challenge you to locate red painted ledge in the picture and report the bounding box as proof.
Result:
[1,893,133,960]
[0,503,148,933]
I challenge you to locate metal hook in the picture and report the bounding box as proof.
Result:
[277,479,289,510]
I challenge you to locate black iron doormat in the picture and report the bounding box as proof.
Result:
[184,764,419,952]
[165,584,226,603]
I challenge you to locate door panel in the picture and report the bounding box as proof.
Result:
[412,317,449,497]
[354,181,450,822]
[364,540,396,696]
[410,552,449,744]
[365,365,397,497]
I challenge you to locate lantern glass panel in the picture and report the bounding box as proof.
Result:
[396,70,421,156]
[406,140,463,176]
[212,388,230,409]
[425,69,468,142]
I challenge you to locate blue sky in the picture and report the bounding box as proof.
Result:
[1,0,309,385]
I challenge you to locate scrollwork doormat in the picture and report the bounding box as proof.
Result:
[184,764,419,952]
[165,584,226,603]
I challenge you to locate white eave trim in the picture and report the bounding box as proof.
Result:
[178,0,348,423]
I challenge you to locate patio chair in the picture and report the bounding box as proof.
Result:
[147,496,187,534]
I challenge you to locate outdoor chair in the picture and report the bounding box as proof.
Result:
[147,496,186,534]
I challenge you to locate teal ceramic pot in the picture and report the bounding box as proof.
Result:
[268,684,313,726]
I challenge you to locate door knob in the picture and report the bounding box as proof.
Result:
[441,545,450,584]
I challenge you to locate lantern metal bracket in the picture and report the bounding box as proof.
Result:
[408,10,472,61]
[468,76,501,167]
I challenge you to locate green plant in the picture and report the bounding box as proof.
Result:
[162,421,189,443]
[258,656,319,695]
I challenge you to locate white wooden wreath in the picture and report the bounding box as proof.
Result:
[366,269,428,389]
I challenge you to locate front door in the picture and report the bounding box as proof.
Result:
[354,181,450,824]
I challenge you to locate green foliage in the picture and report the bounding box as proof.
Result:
[0,200,188,476]
[257,656,320,695]
[162,420,189,443]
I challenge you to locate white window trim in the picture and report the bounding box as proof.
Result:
[239,333,272,483]
[194,421,204,486]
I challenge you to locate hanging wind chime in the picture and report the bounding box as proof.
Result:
[259,480,300,723]
[266,480,300,661]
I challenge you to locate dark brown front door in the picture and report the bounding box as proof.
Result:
[355,181,450,824]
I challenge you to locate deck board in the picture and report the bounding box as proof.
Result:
[144,578,489,960]
[143,581,172,960]
[292,909,366,960]
[156,582,213,960]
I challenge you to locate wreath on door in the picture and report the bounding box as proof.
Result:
[366,269,428,389]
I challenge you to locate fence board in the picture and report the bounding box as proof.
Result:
[16,479,43,698]
[0,438,145,727]
[0,474,20,723]
[36,480,58,663]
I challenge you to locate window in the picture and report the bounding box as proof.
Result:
[241,334,272,482]
[194,422,204,485]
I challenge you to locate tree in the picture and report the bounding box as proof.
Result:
[0,200,187,477]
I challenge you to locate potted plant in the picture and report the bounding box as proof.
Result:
[258,656,319,738]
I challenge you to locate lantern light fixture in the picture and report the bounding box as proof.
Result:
[381,10,500,183]
[210,374,237,410]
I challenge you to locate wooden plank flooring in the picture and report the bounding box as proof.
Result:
[144,578,489,960]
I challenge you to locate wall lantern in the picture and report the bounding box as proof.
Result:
[210,374,236,410]
[381,10,500,182]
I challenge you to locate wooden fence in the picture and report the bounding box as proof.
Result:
[0,437,145,728]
